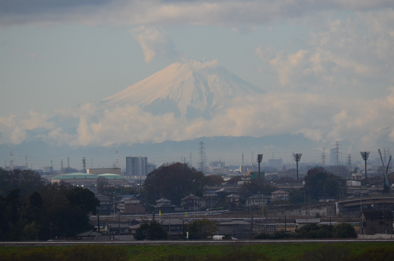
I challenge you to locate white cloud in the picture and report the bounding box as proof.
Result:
[130,26,179,62]
[1,0,393,28]
[255,12,394,92]
[0,111,53,145]
[2,89,384,151]
[1,88,394,156]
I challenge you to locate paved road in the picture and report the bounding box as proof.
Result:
[1,239,393,246]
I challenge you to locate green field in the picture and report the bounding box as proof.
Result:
[1,242,393,261]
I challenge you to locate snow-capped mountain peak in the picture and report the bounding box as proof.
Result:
[102,59,263,119]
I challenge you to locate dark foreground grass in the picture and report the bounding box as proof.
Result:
[0,242,393,261]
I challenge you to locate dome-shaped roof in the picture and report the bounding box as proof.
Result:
[53,173,99,180]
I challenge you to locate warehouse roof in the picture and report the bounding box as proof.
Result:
[53,173,98,180]
[97,173,125,180]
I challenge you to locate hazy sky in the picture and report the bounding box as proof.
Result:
[1,0,394,164]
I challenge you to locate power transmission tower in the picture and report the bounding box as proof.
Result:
[25,156,28,170]
[10,151,14,172]
[347,154,352,170]
[198,141,206,173]
[61,159,64,173]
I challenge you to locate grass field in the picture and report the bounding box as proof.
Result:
[1,242,393,261]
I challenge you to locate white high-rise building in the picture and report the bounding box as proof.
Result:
[126,156,147,176]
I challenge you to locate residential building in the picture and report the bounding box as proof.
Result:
[125,156,147,176]
[246,194,269,207]
[158,218,186,239]
[271,190,289,201]
[154,198,176,213]
[181,194,203,211]
[359,210,393,235]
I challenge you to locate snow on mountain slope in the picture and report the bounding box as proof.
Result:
[102,59,264,119]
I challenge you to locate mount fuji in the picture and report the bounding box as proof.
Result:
[101,59,264,119]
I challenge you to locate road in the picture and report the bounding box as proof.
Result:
[1,239,393,246]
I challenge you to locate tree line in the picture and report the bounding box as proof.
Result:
[0,168,99,241]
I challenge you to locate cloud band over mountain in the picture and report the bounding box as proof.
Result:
[1,0,393,28]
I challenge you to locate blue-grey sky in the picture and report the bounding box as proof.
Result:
[1,0,394,164]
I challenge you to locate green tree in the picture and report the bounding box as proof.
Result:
[241,179,276,198]
[18,170,45,195]
[333,223,357,238]
[295,224,333,239]
[0,169,45,197]
[304,167,345,200]
[0,168,13,197]
[134,221,168,240]
[65,187,100,214]
[134,222,149,240]
[144,163,205,204]
[205,175,224,186]
[187,218,218,239]
[289,189,304,204]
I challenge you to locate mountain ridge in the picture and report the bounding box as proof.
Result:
[101,59,264,119]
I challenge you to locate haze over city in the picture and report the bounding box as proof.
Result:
[1,0,394,169]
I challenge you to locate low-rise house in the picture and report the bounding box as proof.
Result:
[95,193,112,214]
[154,198,176,213]
[181,194,204,211]
[359,210,393,235]
[218,220,252,239]
[226,194,240,206]
[271,190,289,201]
[246,194,270,207]
[203,193,218,209]
[159,218,186,239]
[120,198,145,214]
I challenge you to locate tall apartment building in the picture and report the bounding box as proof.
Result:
[126,156,147,176]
